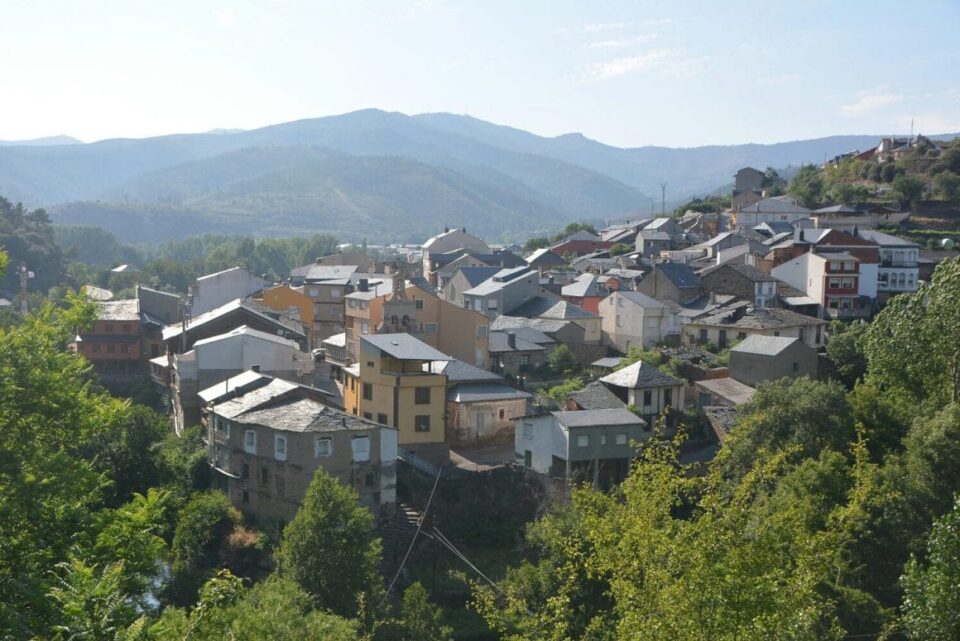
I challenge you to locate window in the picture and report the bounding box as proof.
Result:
[309,288,319,297]
[105,323,113,333]
[241,490,249,504]
[122,323,131,333]
[664,388,672,407]
[499,408,505,420]
[360,321,369,335]
[477,325,487,338]
[576,435,589,447]
[331,288,341,298]
[829,277,841,288]
[415,299,424,310]
[698,329,708,343]
[367,361,374,367]
[424,323,437,335]
[487,299,498,310]
[348,299,357,308]
[352,436,370,462]
[415,387,431,404]
[107,344,115,354]
[523,422,533,440]
[363,383,373,401]
[241,463,249,480]
[844,262,854,271]
[315,437,332,457]
[349,377,355,391]
[792,361,799,372]
[414,415,431,432]
[842,278,855,289]
[829,261,840,272]
[616,433,628,445]
[244,430,257,454]
[773,331,780,336]
[815,325,822,344]
[737,332,747,341]
[260,466,269,483]
[519,354,530,366]
[365,472,376,488]
[643,390,652,406]
[274,434,287,461]
[363,411,372,420]
[276,476,286,497]
[377,412,388,424]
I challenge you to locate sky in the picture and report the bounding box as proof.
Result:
[1,0,958,147]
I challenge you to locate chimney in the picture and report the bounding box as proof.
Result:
[251,364,260,373]
[507,332,517,349]
[794,226,801,242]
[315,257,323,265]
[852,225,859,237]
[358,278,369,292]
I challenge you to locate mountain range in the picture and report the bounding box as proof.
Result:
[0,109,954,243]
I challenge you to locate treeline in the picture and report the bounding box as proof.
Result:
[57,227,339,294]
[472,256,960,640]
[522,222,599,253]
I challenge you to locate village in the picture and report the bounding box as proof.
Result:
[67,136,956,552]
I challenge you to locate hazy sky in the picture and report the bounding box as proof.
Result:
[2,0,958,147]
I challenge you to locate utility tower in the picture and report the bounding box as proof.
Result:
[660,182,667,216]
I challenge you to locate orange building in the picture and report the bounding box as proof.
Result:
[262,284,315,346]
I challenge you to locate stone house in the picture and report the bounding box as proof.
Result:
[728,335,818,387]
[700,263,781,308]
[599,361,685,426]
[683,305,826,350]
[599,290,681,351]
[635,262,704,306]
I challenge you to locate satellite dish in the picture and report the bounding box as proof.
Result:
[941,238,956,250]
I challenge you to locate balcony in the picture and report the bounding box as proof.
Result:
[880,259,918,268]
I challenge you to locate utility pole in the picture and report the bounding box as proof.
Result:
[18,263,33,316]
[660,182,667,217]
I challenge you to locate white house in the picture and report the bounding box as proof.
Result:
[598,291,680,351]
[858,230,920,296]
[599,361,685,426]
[772,252,871,319]
[190,267,266,316]
[733,196,811,227]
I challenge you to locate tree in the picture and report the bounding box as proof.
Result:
[901,496,960,640]
[891,174,926,209]
[608,243,631,256]
[546,344,578,374]
[762,167,787,194]
[720,377,855,479]
[277,468,382,616]
[789,164,825,208]
[395,582,452,641]
[863,257,960,404]
[169,491,241,604]
[932,171,960,202]
[826,320,868,389]
[47,559,140,641]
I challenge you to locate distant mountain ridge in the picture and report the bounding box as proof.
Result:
[0,109,955,242]
[0,135,83,147]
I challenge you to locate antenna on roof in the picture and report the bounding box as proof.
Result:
[660,182,667,217]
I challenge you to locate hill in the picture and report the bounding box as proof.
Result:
[0,109,956,242]
[0,135,83,147]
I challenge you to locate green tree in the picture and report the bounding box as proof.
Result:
[789,164,826,208]
[863,256,960,404]
[891,174,926,209]
[395,582,452,641]
[932,171,960,202]
[608,243,631,256]
[47,559,141,641]
[169,491,241,604]
[901,496,960,640]
[277,468,382,617]
[546,343,578,374]
[826,320,868,389]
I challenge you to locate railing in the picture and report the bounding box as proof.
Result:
[397,448,439,477]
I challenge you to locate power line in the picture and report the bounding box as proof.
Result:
[431,527,503,595]
[381,467,442,605]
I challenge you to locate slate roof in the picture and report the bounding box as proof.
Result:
[730,334,799,356]
[696,377,756,406]
[99,299,140,321]
[644,218,676,231]
[657,262,702,288]
[565,230,600,241]
[491,315,573,336]
[639,230,672,241]
[193,324,301,350]
[488,331,547,353]
[600,361,683,389]
[694,306,824,329]
[447,383,532,403]
[702,263,777,282]
[209,377,299,417]
[857,229,920,248]
[162,299,305,341]
[291,264,359,282]
[553,408,646,428]
[568,381,626,410]
[526,248,566,266]
[236,397,385,433]
[363,333,452,361]
[591,357,624,369]
[456,266,502,288]
[427,359,503,382]
[737,196,810,214]
[463,267,536,296]
[616,290,663,308]
[562,274,603,298]
[508,296,597,320]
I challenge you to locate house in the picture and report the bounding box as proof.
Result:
[695,377,756,407]
[700,263,781,308]
[430,359,531,446]
[204,371,396,522]
[683,305,827,349]
[73,299,159,394]
[526,248,568,272]
[566,380,627,411]
[515,408,647,489]
[772,252,872,319]
[433,249,526,290]
[343,333,451,463]
[550,230,614,257]
[489,331,548,378]
[733,196,811,227]
[598,290,680,351]
[508,295,602,344]
[603,267,646,290]
[491,315,582,345]
[857,230,921,298]
[734,167,765,193]
[728,335,818,387]
[443,266,500,307]
[313,251,375,272]
[344,277,489,368]
[462,266,541,319]
[289,264,360,341]
[422,228,491,285]
[635,262,704,306]
[561,273,608,314]
[162,298,307,355]
[635,218,686,257]
[261,284,316,346]
[137,285,182,325]
[189,267,266,316]
[599,361,685,425]
[161,325,314,434]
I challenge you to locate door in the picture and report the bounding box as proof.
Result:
[718,329,727,349]
[475,411,485,438]
[524,450,532,468]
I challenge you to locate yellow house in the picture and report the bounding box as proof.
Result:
[262,285,315,346]
[343,333,451,463]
